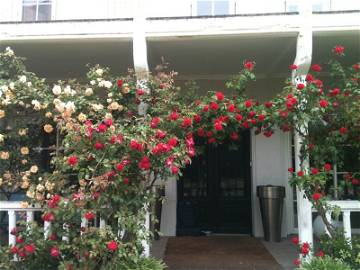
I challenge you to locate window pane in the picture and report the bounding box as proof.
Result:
[312,4,323,12]
[38,4,52,21]
[22,5,37,21]
[197,1,212,16]
[214,1,229,15]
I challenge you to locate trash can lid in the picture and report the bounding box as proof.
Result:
[257,185,285,198]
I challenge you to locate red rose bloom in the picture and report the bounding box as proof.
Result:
[181,117,192,128]
[117,79,123,88]
[151,117,161,128]
[293,258,301,266]
[352,179,360,186]
[319,99,328,108]
[288,168,294,173]
[107,240,118,251]
[116,163,124,171]
[16,236,24,244]
[230,132,239,141]
[291,236,299,245]
[333,45,344,55]
[193,114,201,123]
[156,130,167,139]
[123,178,130,185]
[171,166,179,175]
[244,60,254,71]
[42,212,55,222]
[94,142,105,150]
[139,156,151,170]
[10,246,19,254]
[50,246,60,257]
[169,111,179,121]
[324,163,332,171]
[311,64,322,72]
[68,156,78,166]
[331,88,340,96]
[167,137,178,147]
[244,100,252,108]
[210,102,219,111]
[306,74,314,82]
[301,245,310,255]
[24,244,36,254]
[235,114,243,121]
[312,192,322,201]
[84,211,95,221]
[197,128,205,137]
[202,105,209,112]
[214,121,223,131]
[339,127,347,135]
[264,101,273,108]
[289,64,298,70]
[311,168,319,175]
[97,123,107,133]
[297,83,305,90]
[297,171,304,177]
[316,250,325,257]
[136,88,145,96]
[215,91,225,101]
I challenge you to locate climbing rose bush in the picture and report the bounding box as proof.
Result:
[0,46,359,269]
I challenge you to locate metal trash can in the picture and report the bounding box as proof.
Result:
[257,185,285,242]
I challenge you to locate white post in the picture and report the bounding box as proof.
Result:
[44,221,51,239]
[343,211,351,242]
[8,210,16,246]
[133,0,151,257]
[26,211,34,223]
[325,211,332,236]
[100,217,106,229]
[292,0,313,252]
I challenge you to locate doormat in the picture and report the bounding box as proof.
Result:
[163,236,282,270]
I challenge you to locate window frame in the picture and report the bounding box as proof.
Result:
[195,0,233,16]
[22,0,53,22]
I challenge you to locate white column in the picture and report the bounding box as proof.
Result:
[343,211,351,241]
[8,210,16,246]
[292,0,313,250]
[44,221,51,239]
[325,211,332,236]
[133,0,151,257]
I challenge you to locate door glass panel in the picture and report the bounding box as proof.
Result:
[197,1,212,16]
[22,0,37,21]
[214,1,229,15]
[38,4,52,21]
[182,155,208,198]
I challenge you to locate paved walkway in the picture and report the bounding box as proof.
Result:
[151,236,297,270]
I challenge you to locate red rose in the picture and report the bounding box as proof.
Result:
[330,88,340,96]
[16,236,24,244]
[50,246,60,257]
[258,114,265,121]
[264,101,273,108]
[288,168,294,173]
[193,114,201,123]
[230,132,239,141]
[353,64,359,70]
[42,212,55,222]
[94,142,105,150]
[167,137,178,147]
[123,178,130,185]
[293,258,301,266]
[116,163,124,171]
[333,45,344,55]
[117,79,123,88]
[301,245,310,255]
[169,111,179,121]
[339,127,347,135]
[97,123,107,133]
[306,74,314,82]
[202,105,209,112]
[324,163,332,171]
[279,111,288,118]
[227,103,235,112]
[215,91,225,101]
[84,211,95,221]
[289,64,298,70]
[214,121,223,131]
[319,99,328,108]
[10,246,19,254]
[151,117,161,128]
[311,64,322,72]
[171,166,179,175]
[242,121,250,129]
[181,117,192,128]
[24,244,36,254]
[156,130,167,139]
[139,156,151,170]
[235,114,243,121]
[352,179,359,186]
[244,100,252,108]
[136,88,145,96]
[210,102,219,111]
[316,250,325,257]
[297,83,305,90]
[312,192,322,201]
[291,236,299,245]
[67,156,78,166]
[49,234,57,241]
[297,171,304,177]
[244,60,254,71]
[197,128,205,137]
[311,168,319,175]
[107,240,118,251]
[263,130,273,137]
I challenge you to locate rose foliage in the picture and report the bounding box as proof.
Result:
[0,46,359,269]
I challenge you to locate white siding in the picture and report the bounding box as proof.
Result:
[0,0,22,21]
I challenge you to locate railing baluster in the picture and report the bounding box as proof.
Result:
[100,217,106,229]
[44,221,51,239]
[26,210,34,223]
[325,211,332,236]
[8,210,16,246]
[343,211,351,242]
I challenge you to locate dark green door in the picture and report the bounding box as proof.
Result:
[177,131,251,235]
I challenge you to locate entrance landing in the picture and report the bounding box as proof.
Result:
[162,236,283,270]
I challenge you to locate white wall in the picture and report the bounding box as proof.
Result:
[0,0,22,21]
[251,129,293,237]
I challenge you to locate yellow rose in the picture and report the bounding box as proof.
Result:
[30,165,38,174]
[43,124,54,133]
[36,193,44,201]
[21,180,30,189]
[26,190,35,199]
[122,83,130,94]
[20,147,29,155]
[0,110,5,118]
[21,159,28,165]
[18,128,28,136]
[0,151,9,160]
[45,112,53,118]
[77,113,87,122]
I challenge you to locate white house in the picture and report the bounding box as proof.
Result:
[0,0,359,248]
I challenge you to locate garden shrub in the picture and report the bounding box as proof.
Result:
[298,256,352,270]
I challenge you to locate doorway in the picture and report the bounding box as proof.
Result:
[177,131,251,235]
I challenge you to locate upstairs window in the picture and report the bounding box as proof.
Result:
[22,0,52,22]
[197,0,230,16]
